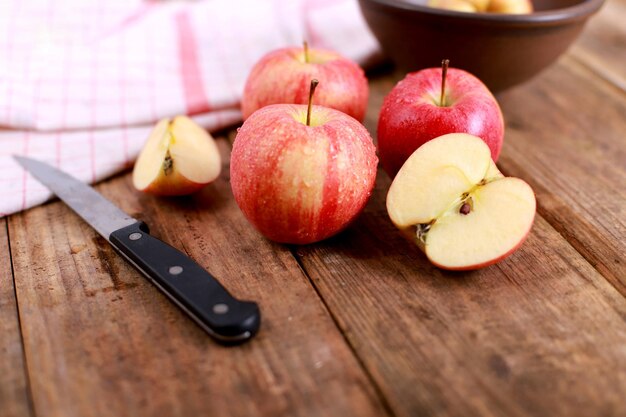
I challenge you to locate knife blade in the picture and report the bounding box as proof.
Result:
[14,156,260,344]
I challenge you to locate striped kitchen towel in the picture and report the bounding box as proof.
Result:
[0,0,380,217]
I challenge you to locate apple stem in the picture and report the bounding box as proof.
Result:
[460,197,473,215]
[440,59,449,107]
[307,79,319,126]
[303,41,309,63]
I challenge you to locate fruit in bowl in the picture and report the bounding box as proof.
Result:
[241,43,368,122]
[358,0,604,92]
[232,80,378,244]
[487,0,533,13]
[427,0,480,12]
[387,133,536,270]
[133,116,221,196]
[378,60,504,178]
[427,0,532,13]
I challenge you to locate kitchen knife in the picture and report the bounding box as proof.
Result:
[14,156,260,345]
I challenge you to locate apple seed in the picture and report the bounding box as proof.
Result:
[163,151,173,176]
[459,196,475,215]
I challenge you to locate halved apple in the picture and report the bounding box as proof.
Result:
[387,133,536,270]
[132,116,221,196]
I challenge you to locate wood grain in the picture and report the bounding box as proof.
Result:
[290,59,626,416]
[570,0,626,89]
[497,55,626,295]
[8,138,389,417]
[295,172,626,417]
[4,2,626,415]
[0,219,33,417]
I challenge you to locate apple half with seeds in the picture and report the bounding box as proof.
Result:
[133,116,221,196]
[386,133,536,270]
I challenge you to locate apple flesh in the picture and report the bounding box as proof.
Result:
[231,104,378,244]
[132,116,221,196]
[241,46,368,122]
[378,66,504,178]
[387,133,536,270]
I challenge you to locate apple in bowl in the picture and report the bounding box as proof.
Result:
[378,60,504,178]
[487,0,533,13]
[427,0,481,12]
[427,0,532,13]
[232,81,377,244]
[387,133,536,270]
[241,43,368,122]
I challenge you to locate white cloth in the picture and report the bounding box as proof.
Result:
[0,0,380,216]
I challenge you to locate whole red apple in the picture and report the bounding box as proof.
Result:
[241,44,368,122]
[378,61,504,177]
[231,84,377,244]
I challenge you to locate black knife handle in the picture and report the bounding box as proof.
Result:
[109,222,260,344]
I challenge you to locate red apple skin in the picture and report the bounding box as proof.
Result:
[231,104,378,244]
[377,68,504,177]
[241,47,369,122]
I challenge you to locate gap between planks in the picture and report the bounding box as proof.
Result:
[569,51,626,94]
[497,159,626,298]
[227,63,625,415]
[8,153,391,417]
[2,217,36,417]
[568,0,626,91]
[290,170,626,417]
[495,55,626,298]
[227,116,623,416]
[221,131,396,417]
[289,245,398,417]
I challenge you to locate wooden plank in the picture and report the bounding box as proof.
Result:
[497,54,626,295]
[0,218,33,417]
[8,138,389,417]
[292,61,626,416]
[295,174,626,417]
[570,0,626,89]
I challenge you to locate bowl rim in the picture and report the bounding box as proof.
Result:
[359,0,606,25]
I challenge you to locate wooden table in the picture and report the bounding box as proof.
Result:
[2,2,625,416]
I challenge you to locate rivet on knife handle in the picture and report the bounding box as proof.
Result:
[109,222,261,344]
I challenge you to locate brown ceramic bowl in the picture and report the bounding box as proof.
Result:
[358,0,605,92]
